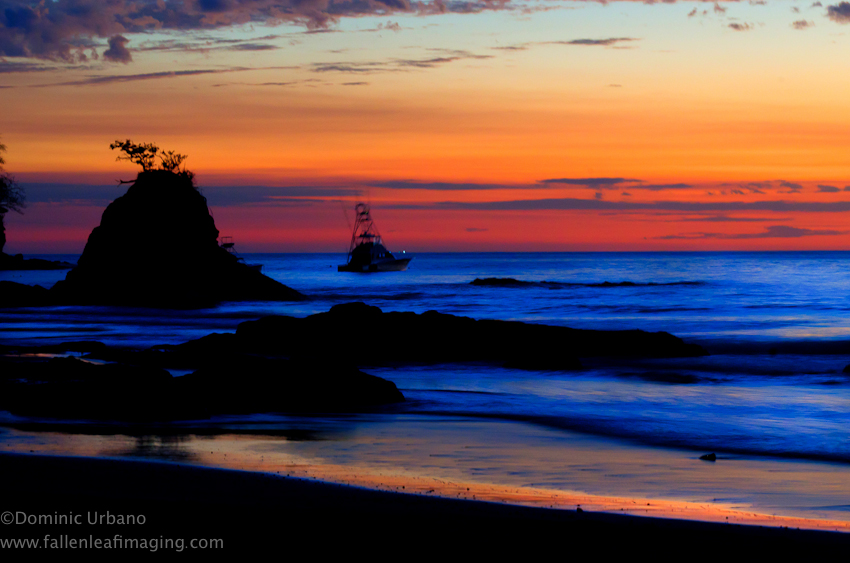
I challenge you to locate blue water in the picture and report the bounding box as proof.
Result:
[3,252,850,464]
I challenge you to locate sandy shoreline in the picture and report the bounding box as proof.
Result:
[1,452,848,554]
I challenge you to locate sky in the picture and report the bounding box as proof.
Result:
[3,0,850,252]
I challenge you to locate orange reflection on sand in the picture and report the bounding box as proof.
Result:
[217,457,850,534]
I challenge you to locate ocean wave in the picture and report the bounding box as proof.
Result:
[470,278,706,289]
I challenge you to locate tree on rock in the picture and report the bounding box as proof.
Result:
[0,140,26,254]
[110,139,195,183]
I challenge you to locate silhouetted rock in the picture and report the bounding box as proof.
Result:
[0,252,74,270]
[51,170,303,307]
[843,364,850,374]
[0,353,404,420]
[699,453,717,461]
[0,356,177,420]
[234,302,707,370]
[0,281,50,307]
[178,356,404,413]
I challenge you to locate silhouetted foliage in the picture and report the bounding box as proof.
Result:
[0,140,26,253]
[110,139,195,184]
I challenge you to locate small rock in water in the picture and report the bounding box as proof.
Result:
[700,453,717,461]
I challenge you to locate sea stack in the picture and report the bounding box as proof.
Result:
[52,170,303,307]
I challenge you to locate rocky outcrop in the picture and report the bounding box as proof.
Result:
[0,354,403,420]
[0,253,74,271]
[51,170,303,307]
[0,281,51,307]
[233,302,707,370]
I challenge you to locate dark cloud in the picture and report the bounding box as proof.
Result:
[0,60,56,73]
[389,197,850,213]
[310,51,491,74]
[657,225,848,240]
[540,177,640,187]
[37,65,295,86]
[779,181,803,193]
[817,184,841,192]
[827,2,850,22]
[728,22,753,31]
[548,38,638,47]
[714,2,727,13]
[0,0,522,62]
[792,19,814,29]
[341,81,368,86]
[465,227,488,232]
[229,43,279,51]
[136,35,281,54]
[102,34,131,63]
[370,180,517,190]
[640,183,693,191]
[20,182,360,206]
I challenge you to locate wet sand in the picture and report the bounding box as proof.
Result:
[1,452,848,556]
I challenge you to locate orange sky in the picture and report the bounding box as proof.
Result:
[4,1,850,252]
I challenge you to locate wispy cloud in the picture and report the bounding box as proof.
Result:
[657,225,848,240]
[547,38,638,47]
[36,65,297,87]
[389,198,850,213]
[728,22,753,31]
[310,51,493,74]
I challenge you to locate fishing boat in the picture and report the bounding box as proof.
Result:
[338,203,412,272]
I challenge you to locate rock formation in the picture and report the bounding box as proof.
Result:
[51,170,303,307]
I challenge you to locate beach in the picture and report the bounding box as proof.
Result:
[3,453,849,555]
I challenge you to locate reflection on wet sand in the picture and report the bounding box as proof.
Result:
[2,414,850,532]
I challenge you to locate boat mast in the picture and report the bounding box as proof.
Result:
[348,203,381,261]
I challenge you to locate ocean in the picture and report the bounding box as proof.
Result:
[3,251,850,521]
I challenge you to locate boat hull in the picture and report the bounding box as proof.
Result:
[338,258,412,272]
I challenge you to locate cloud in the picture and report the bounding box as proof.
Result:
[341,81,368,86]
[657,225,848,240]
[102,35,131,64]
[792,19,814,29]
[465,227,488,232]
[817,184,841,192]
[37,65,295,86]
[728,23,753,31]
[827,2,850,22]
[310,51,492,74]
[549,38,638,47]
[0,0,530,62]
[390,197,850,213]
[779,181,803,193]
[19,182,361,206]
[0,60,58,73]
[370,180,518,190]
[540,177,640,187]
[714,2,727,13]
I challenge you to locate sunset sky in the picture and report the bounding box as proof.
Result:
[4,0,850,252]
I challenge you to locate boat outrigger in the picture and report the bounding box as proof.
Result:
[338,203,412,272]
